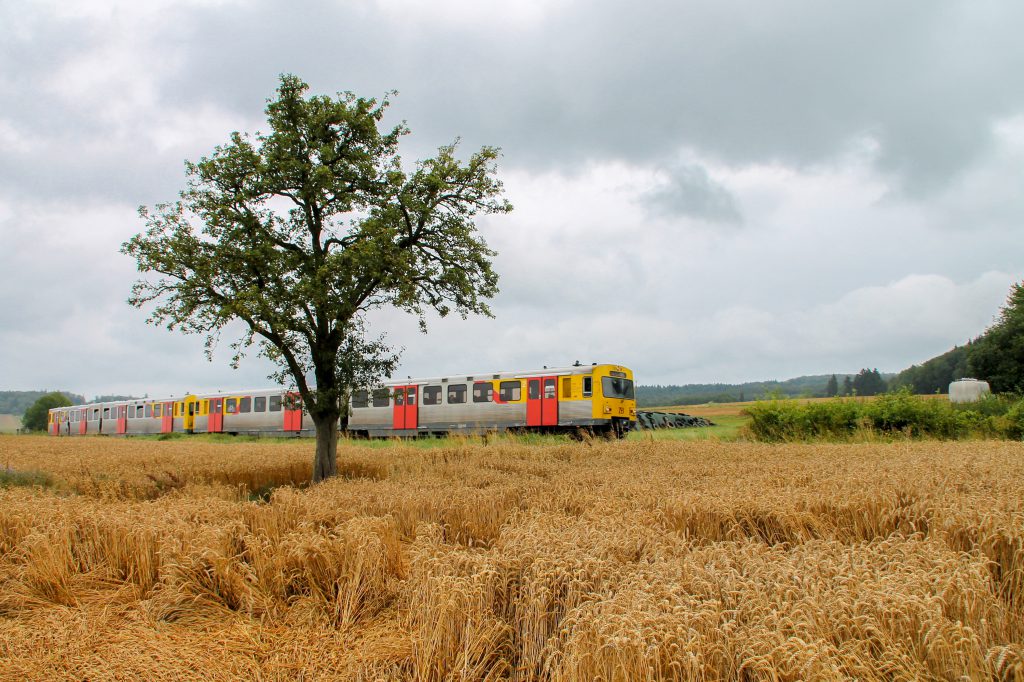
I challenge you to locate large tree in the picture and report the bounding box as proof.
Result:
[22,392,71,432]
[969,281,1024,393]
[123,75,512,481]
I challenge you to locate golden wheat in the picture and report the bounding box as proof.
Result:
[0,434,1022,680]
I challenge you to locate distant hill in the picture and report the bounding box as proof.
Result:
[0,391,86,416]
[636,374,890,407]
[0,391,138,416]
[890,344,972,394]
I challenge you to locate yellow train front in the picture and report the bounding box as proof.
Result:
[347,363,637,438]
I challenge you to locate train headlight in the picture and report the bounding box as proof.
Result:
[603,406,612,414]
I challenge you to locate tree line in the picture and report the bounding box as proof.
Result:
[891,282,1024,394]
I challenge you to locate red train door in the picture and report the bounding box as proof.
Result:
[392,386,417,430]
[50,414,58,436]
[79,408,87,435]
[116,405,128,434]
[284,392,303,431]
[162,401,174,434]
[527,376,559,427]
[208,397,223,433]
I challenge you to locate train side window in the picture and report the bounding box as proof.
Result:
[103,407,110,418]
[447,384,467,404]
[583,376,593,397]
[562,377,572,399]
[93,409,100,420]
[253,396,266,412]
[422,386,441,405]
[394,390,404,406]
[239,397,251,413]
[269,395,282,412]
[351,390,369,408]
[473,382,493,403]
[371,389,390,408]
[499,381,521,402]
[153,404,161,418]
[528,380,540,400]
[544,378,556,399]
[225,398,237,413]
[143,404,151,418]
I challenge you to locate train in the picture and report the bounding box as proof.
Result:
[46,363,637,438]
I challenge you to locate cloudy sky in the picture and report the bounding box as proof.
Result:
[2,0,1022,398]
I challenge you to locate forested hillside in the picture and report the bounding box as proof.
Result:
[0,391,86,416]
[892,281,1023,394]
[637,375,835,407]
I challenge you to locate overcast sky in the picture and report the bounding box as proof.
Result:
[2,0,1022,398]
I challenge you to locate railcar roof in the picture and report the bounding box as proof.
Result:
[374,363,632,386]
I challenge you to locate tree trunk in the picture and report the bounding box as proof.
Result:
[312,413,340,483]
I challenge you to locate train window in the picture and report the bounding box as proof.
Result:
[583,377,593,397]
[144,404,151,418]
[103,407,110,418]
[371,389,390,407]
[225,398,237,413]
[153,404,161,418]
[422,386,441,405]
[562,377,572,399]
[601,376,635,400]
[499,381,521,402]
[528,380,540,400]
[254,396,266,412]
[447,384,467,404]
[93,409,100,420]
[351,390,369,408]
[544,378,556,399]
[269,395,282,412]
[473,382,493,403]
[239,397,251,413]
[394,390,404,406]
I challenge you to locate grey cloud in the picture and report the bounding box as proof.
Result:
[4,0,1024,206]
[640,164,742,224]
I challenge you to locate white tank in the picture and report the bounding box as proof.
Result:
[948,378,991,404]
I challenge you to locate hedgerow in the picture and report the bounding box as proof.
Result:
[744,389,1024,442]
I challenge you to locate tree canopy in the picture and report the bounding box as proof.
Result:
[968,281,1024,393]
[22,392,71,431]
[123,75,512,480]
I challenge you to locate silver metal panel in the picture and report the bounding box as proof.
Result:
[558,399,593,423]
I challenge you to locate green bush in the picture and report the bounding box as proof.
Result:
[743,389,1020,442]
[1005,399,1024,440]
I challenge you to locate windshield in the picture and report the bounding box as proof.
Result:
[601,376,635,400]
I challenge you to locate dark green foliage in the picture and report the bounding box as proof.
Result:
[968,282,1024,393]
[636,374,865,407]
[122,75,511,482]
[20,392,72,431]
[841,376,853,396]
[825,374,838,397]
[0,391,85,415]
[852,368,887,396]
[744,389,1023,442]
[891,345,971,394]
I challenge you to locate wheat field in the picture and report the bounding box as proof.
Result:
[1,434,1022,681]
